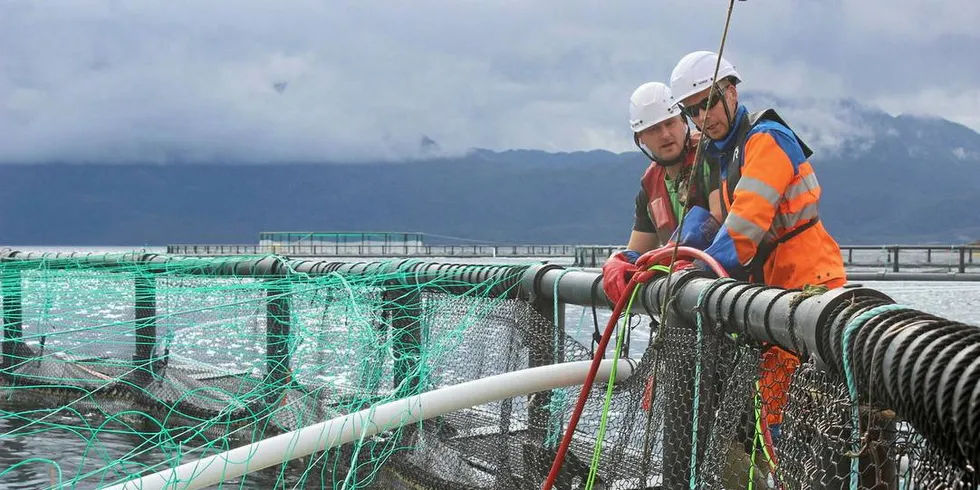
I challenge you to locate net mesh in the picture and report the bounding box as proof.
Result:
[0,253,975,489]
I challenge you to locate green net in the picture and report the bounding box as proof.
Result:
[0,252,535,489]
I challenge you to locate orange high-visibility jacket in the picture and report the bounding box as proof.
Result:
[703,105,846,289]
[702,105,847,425]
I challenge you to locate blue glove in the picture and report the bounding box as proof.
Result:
[671,206,720,250]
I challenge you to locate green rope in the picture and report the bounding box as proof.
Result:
[689,277,735,488]
[748,379,779,489]
[544,269,573,449]
[553,269,571,362]
[688,283,708,490]
[841,304,909,490]
[749,386,761,489]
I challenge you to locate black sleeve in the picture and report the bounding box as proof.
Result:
[689,158,721,210]
[632,187,656,233]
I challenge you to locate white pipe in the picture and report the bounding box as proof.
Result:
[102,359,634,490]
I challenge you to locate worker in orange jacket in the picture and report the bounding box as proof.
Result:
[668,50,848,439]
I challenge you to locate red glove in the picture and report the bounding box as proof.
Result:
[602,250,640,305]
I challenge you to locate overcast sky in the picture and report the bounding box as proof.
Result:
[2,0,979,163]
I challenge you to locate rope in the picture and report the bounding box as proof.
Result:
[687,276,727,488]
[544,269,573,449]
[840,303,910,490]
[748,379,782,489]
[749,384,761,489]
[586,265,670,490]
[657,0,740,351]
[553,269,571,362]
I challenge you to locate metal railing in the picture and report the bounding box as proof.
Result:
[573,244,980,281]
[166,243,578,258]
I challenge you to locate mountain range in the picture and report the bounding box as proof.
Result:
[1,94,978,247]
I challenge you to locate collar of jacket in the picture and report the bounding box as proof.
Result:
[708,103,749,154]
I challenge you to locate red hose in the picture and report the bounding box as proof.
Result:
[668,245,728,278]
[540,245,728,490]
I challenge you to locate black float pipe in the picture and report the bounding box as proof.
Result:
[0,250,532,299]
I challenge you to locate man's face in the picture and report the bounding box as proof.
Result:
[637,115,687,161]
[680,82,736,140]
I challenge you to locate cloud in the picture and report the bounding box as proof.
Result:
[738,92,877,157]
[0,0,978,163]
[873,88,980,134]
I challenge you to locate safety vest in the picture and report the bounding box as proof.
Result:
[639,143,710,246]
[717,109,820,284]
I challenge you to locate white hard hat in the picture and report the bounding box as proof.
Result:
[669,51,741,103]
[628,82,682,133]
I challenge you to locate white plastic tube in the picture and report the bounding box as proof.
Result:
[102,359,634,490]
